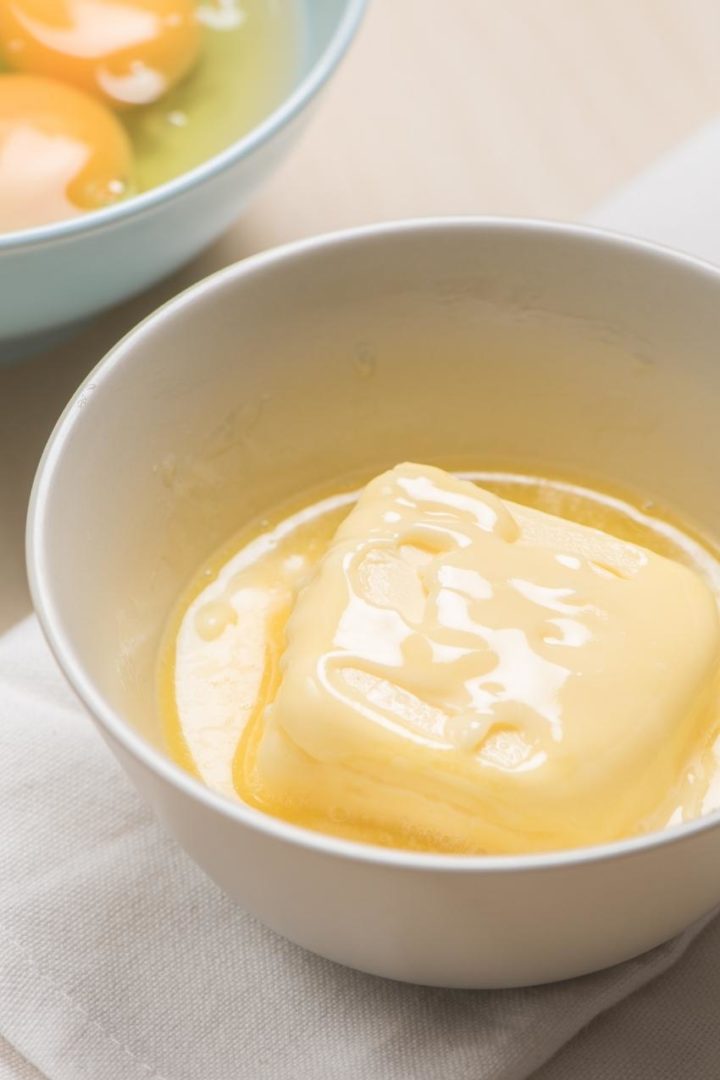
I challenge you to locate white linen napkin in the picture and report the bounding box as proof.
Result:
[588,118,720,261]
[0,616,718,1080]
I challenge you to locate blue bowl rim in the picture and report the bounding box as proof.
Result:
[0,0,367,252]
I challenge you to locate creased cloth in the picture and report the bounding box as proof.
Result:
[0,616,717,1080]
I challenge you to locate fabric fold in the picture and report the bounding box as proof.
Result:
[0,616,716,1080]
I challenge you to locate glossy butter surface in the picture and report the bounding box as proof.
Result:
[163,465,720,854]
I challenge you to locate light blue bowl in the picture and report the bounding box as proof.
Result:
[0,0,366,362]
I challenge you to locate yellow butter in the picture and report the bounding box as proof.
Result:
[234,464,720,853]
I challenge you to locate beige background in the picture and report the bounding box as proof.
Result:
[1,3,720,1075]
[2,0,720,638]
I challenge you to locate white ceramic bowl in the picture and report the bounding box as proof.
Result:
[27,219,720,988]
[0,0,366,361]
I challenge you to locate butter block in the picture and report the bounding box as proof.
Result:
[238,464,720,853]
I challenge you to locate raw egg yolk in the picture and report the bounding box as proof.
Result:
[0,0,201,107]
[0,74,134,231]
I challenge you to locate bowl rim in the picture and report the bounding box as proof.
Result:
[27,215,720,874]
[0,0,367,252]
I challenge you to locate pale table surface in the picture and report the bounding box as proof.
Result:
[2,1,720,1075]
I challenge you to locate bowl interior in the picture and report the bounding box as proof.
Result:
[30,221,720,754]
